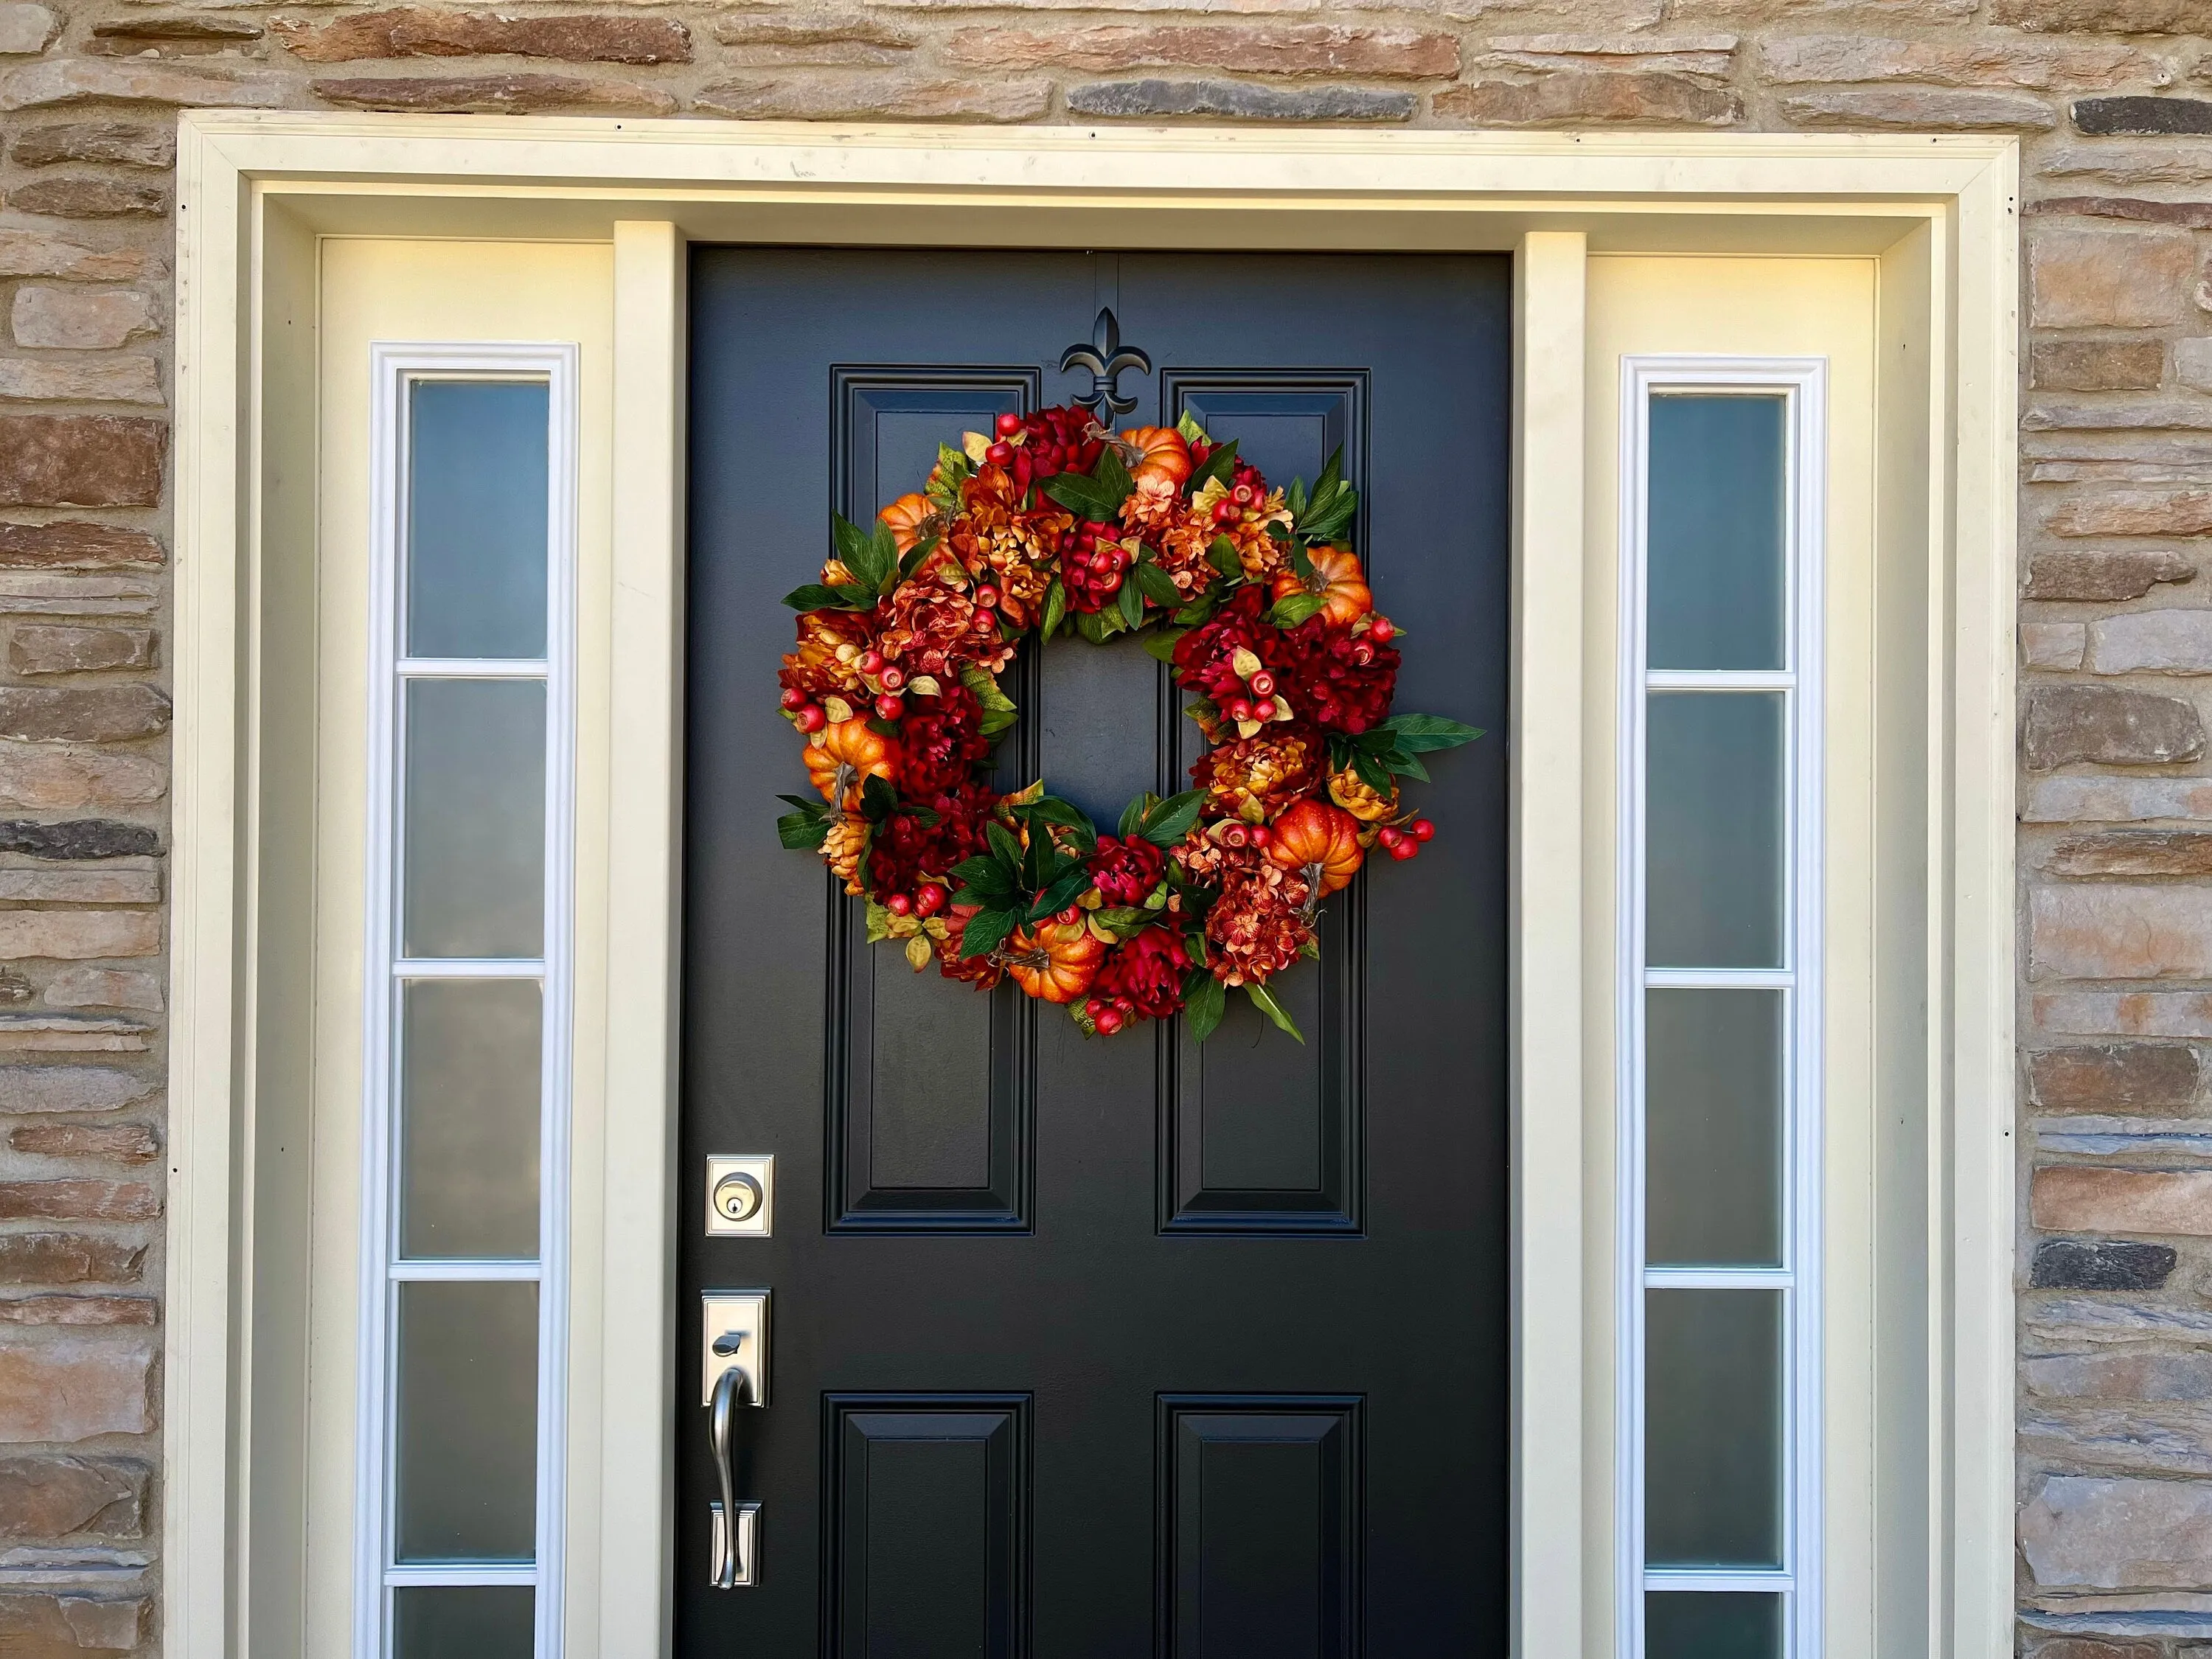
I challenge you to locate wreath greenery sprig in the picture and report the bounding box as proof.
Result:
[775,405,1480,1043]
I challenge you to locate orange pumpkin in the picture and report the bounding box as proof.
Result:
[804,717,900,807]
[880,492,934,554]
[1265,799,1365,894]
[1269,545,1372,630]
[1003,917,1107,1004]
[1118,426,1193,491]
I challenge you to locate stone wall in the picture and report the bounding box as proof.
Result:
[1,0,2208,1650]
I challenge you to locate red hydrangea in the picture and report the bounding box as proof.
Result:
[1091,925,1191,1020]
[1018,406,1105,481]
[897,684,991,799]
[1170,585,1280,702]
[867,779,998,897]
[1086,834,1166,905]
[1275,615,1400,734]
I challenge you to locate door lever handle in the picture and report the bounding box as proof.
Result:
[703,1290,768,1589]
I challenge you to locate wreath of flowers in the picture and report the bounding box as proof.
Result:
[775,405,1480,1044]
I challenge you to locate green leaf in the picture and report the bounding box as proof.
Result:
[1020,794,1099,840]
[776,810,831,850]
[832,512,893,594]
[867,521,900,594]
[948,856,1015,902]
[1133,560,1181,608]
[865,899,894,943]
[1074,608,1110,644]
[776,793,827,815]
[1141,627,1187,664]
[1170,593,1220,627]
[1265,591,1328,629]
[1309,446,1343,518]
[1025,866,1094,922]
[1041,473,1120,521]
[1176,410,1208,445]
[830,510,871,569]
[896,531,940,583]
[1287,539,1316,585]
[1117,792,1158,839]
[959,663,1020,740]
[1138,788,1206,848]
[1183,970,1225,1044]
[1352,749,1394,793]
[1091,905,1151,939]
[1091,443,1133,507]
[1245,981,1306,1043]
[1380,713,1485,752]
[1208,536,1244,580]
[985,818,1025,872]
[1189,437,1240,495]
[958,906,1018,961]
[1383,748,1430,783]
[782,582,874,612]
[860,772,900,822]
[1116,575,1144,630]
[1287,476,1309,517]
[937,441,972,483]
[866,717,902,740]
[1040,578,1068,642]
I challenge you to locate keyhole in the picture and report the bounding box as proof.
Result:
[714,1172,762,1224]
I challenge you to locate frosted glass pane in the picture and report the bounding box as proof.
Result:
[1646,692,1784,969]
[1646,989,1784,1267]
[403,678,545,959]
[406,380,549,660]
[1647,394,1787,671]
[400,980,540,1260]
[1646,1592,1782,1659]
[394,1586,535,1659]
[394,1280,538,1562]
[1646,1289,1783,1568]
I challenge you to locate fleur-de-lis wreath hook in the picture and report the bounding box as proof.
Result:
[1060,306,1152,418]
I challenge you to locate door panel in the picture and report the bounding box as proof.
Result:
[682,248,1509,1655]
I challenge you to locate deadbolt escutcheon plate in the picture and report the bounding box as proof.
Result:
[706,1154,773,1237]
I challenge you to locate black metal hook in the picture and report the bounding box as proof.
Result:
[1060,306,1151,417]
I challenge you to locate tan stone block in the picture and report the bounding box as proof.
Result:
[2025,398,2212,432]
[0,686,168,742]
[0,231,146,285]
[0,745,164,809]
[10,291,153,352]
[2031,228,2196,328]
[1470,33,1735,76]
[0,1233,142,1285]
[2047,831,2212,877]
[4,176,166,219]
[2028,548,2196,600]
[0,1590,146,1655]
[2051,490,2212,537]
[1995,0,2212,29]
[88,13,262,54]
[310,72,677,113]
[2024,684,2205,769]
[695,73,1051,120]
[2093,608,2212,672]
[2028,1041,2205,1110]
[0,1338,152,1439]
[0,417,161,509]
[2025,1351,2212,1403]
[2037,1164,2212,1234]
[1760,34,2162,89]
[1434,72,1739,128]
[2034,339,2166,392]
[2043,144,2212,187]
[1779,86,2055,128]
[944,22,1458,76]
[0,1180,156,1220]
[0,1066,152,1113]
[9,122,173,169]
[2025,621,2088,669]
[712,13,911,63]
[0,5,55,55]
[43,969,159,1011]
[274,8,691,63]
[2025,776,2212,821]
[0,57,285,109]
[2028,1641,2166,1659]
[0,1454,145,1539]
[2032,884,2212,979]
[0,1017,148,1053]
[0,1295,154,1324]
[0,575,157,617]
[0,911,159,961]
[7,625,155,676]
[0,865,159,905]
[0,357,160,406]
[10,1121,158,1162]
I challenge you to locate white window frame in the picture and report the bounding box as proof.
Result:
[357,341,582,1659]
[1615,356,1827,1659]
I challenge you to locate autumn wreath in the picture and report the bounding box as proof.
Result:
[774,406,1480,1044]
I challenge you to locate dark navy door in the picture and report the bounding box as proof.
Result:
[681,248,1510,1656]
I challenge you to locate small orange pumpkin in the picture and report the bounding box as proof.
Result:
[1270,545,1372,630]
[1118,426,1193,491]
[1003,917,1107,1004]
[880,492,934,554]
[804,717,900,808]
[1265,799,1365,895]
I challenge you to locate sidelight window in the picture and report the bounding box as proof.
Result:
[358,348,577,1659]
[1618,364,1824,1659]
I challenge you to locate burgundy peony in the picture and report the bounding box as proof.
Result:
[1086,834,1166,905]
[867,779,998,898]
[1170,585,1280,703]
[1275,615,1400,734]
[1091,926,1191,1020]
[897,685,991,799]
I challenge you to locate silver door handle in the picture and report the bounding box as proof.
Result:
[708,1359,762,1588]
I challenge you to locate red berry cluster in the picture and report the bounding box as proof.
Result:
[980,407,1104,495]
[1060,518,1129,613]
[1376,818,1436,862]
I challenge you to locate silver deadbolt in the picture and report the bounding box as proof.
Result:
[705,1155,773,1237]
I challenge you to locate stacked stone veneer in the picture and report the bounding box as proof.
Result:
[12,0,2212,1651]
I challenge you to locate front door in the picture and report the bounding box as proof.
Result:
[680,248,1510,1655]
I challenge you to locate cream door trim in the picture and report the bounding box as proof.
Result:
[170,114,2017,1659]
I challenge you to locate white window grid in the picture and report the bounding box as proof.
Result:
[1615,356,1826,1659]
[356,342,580,1659]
